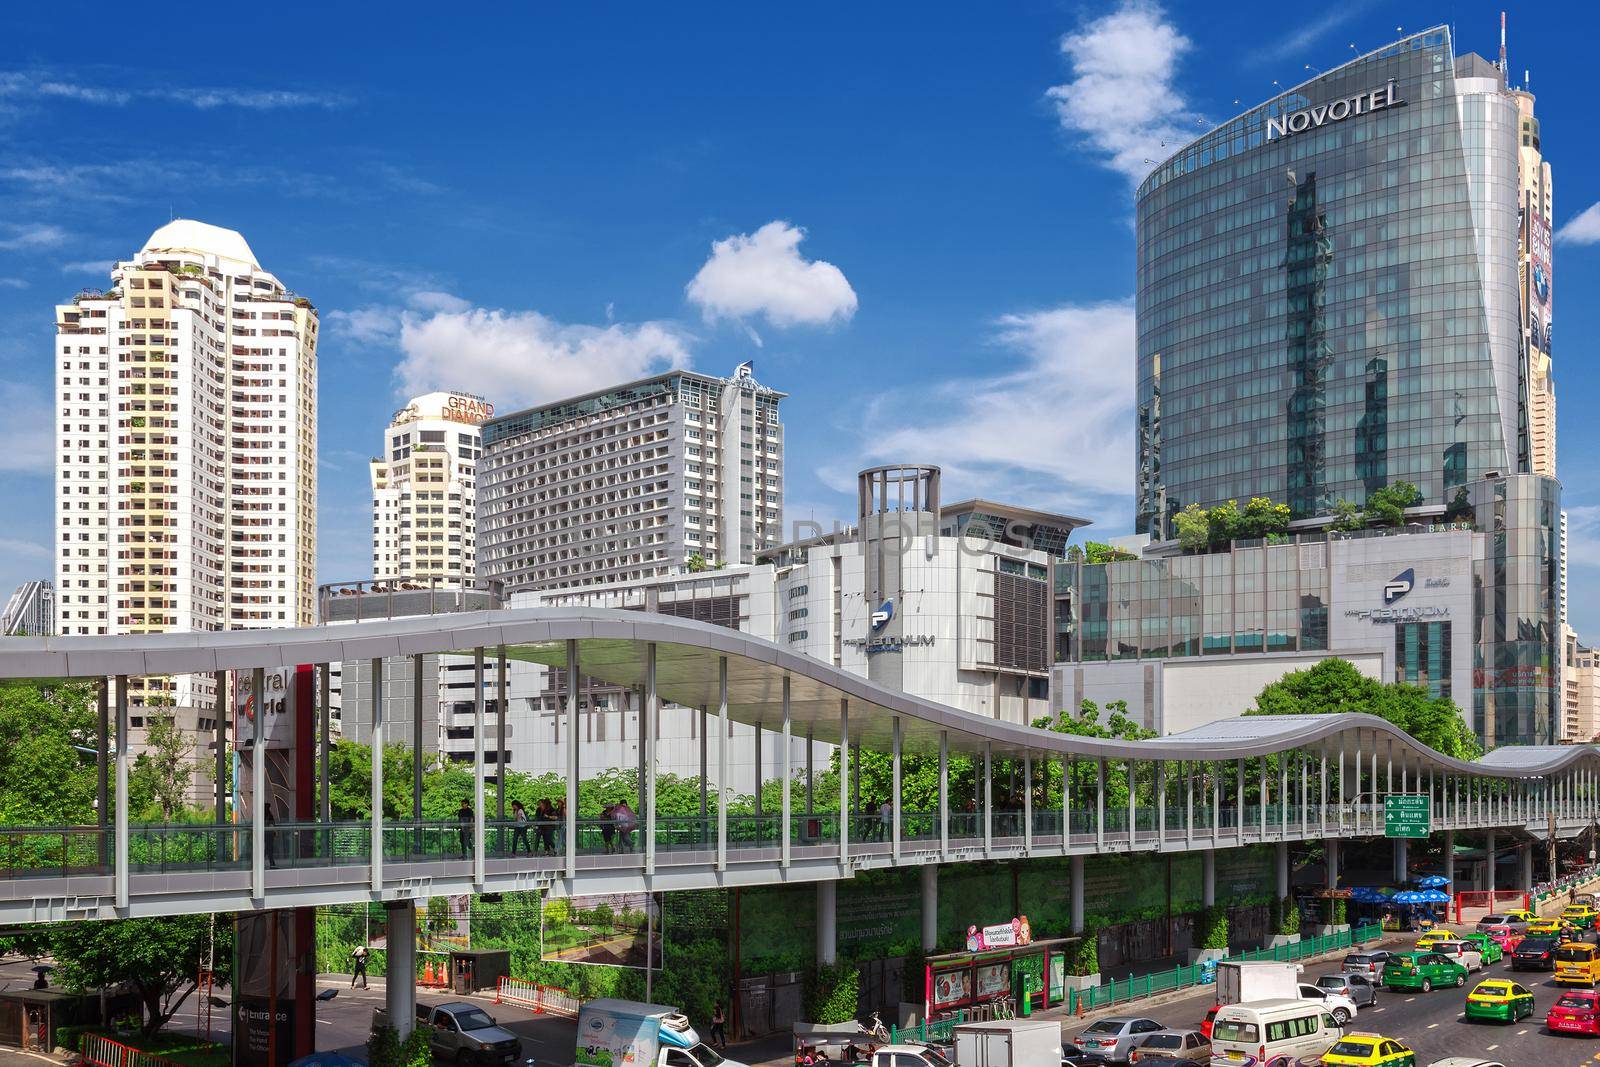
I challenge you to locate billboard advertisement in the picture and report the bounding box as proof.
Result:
[542,892,662,969]
[1528,205,1553,355]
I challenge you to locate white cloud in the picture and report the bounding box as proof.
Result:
[0,384,54,473]
[0,223,67,250]
[1045,1,1198,183]
[0,71,345,110]
[60,259,113,275]
[1557,202,1600,246]
[0,278,26,289]
[847,301,1136,520]
[0,537,50,560]
[686,221,858,331]
[1243,3,1373,66]
[396,307,691,410]
[407,291,472,315]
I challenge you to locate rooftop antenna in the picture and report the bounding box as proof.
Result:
[1499,11,1507,72]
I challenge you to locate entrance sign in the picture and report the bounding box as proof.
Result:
[1384,794,1431,838]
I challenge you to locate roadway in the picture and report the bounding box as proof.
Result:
[1062,933,1600,1067]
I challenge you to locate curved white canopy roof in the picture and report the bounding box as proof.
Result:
[0,606,1586,778]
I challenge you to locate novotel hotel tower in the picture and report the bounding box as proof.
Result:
[1131,28,1562,744]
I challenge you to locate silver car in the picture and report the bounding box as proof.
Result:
[1125,1028,1209,1063]
[1315,971,1379,1008]
[1071,1017,1163,1064]
[1477,913,1528,934]
[1340,950,1392,978]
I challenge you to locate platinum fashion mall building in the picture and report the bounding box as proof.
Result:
[1123,28,1561,746]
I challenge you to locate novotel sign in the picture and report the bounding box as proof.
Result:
[1267,79,1403,140]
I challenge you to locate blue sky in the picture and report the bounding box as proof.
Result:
[4,2,1600,633]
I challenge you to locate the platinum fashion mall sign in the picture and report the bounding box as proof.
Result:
[1267,79,1403,139]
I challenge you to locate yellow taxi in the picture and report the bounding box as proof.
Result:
[1414,929,1459,951]
[1320,1032,1417,1067]
[1527,918,1571,938]
[1464,978,1536,1022]
[1562,904,1600,930]
[1504,908,1537,924]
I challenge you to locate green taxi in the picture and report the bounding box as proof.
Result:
[1381,950,1467,992]
[1463,978,1535,1022]
[1561,904,1599,930]
[1460,931,1504,965]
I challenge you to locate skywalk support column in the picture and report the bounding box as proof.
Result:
[1070,854,1085,934]
[1326,839,1340,892]
[1520,843,1534,890]
[412,655,424,831]
[817,880,837,965]
[939,731,949,857]
[984,742,994,857]
[1096,758,1106,851]
[369,661,383,894]
[1202,850,1216,908]
[892,716,903,863]
[253,667,269,899]
[645,643,658,875]
[1486,830,1497,895]
[114,675,129,910]
[1276,842,1290,899]
[1023,751,1033,852]
[497,648,508,822]
[781,676,791,869]
[473,647,486,887]
[1443,830,1455,891]
[386,901,416,1039]
[839,700,850,865]
[921,864,938,952]
[1393,838,1408,885]
[718,657,730,872]
[564,640,579,878]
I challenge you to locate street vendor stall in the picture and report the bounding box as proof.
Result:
[922,918,1077,1023]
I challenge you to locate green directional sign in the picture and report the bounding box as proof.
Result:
[1385,794,1431,838]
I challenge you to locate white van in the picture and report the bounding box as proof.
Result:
[1207,998,1342,1066]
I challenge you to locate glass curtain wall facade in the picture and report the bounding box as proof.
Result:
[1135,28,1522,535]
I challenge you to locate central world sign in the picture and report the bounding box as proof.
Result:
[1267,79,1403,140]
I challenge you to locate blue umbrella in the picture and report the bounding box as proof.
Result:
[1391,891,1427,904]
[1349,887,1387,901]
[1418,890,1451,903]
[289,1056,364,1067]
[1416,875,1450,889]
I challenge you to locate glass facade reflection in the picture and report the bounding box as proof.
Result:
[1135,28,1523,534]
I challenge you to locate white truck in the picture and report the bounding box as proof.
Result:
[870,1020,1060,1067]
[575,999,747,1067]
[1213,961,1302,1006]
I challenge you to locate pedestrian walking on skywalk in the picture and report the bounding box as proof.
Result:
[457,798,473,856]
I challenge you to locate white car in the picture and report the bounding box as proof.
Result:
[1430,939,1485,972]
[1297,982,1359,1025]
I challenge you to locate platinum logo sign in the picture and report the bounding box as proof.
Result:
[1267,79,1402,140]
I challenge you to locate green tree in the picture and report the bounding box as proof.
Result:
[1329,499,1366,532]
[129,711,194,821]
[1245,657,1481,760]
[1174,503,1211,552]
[51,914,233,1036]
[0,678,99,825]
[1366,481,1422,527]
[1241,497,1291,539]
[1208,499,1244,544]
[1081,542,1137,564]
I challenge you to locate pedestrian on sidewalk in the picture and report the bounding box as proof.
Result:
[350,944,370,989]
[709,1001,727,1048]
